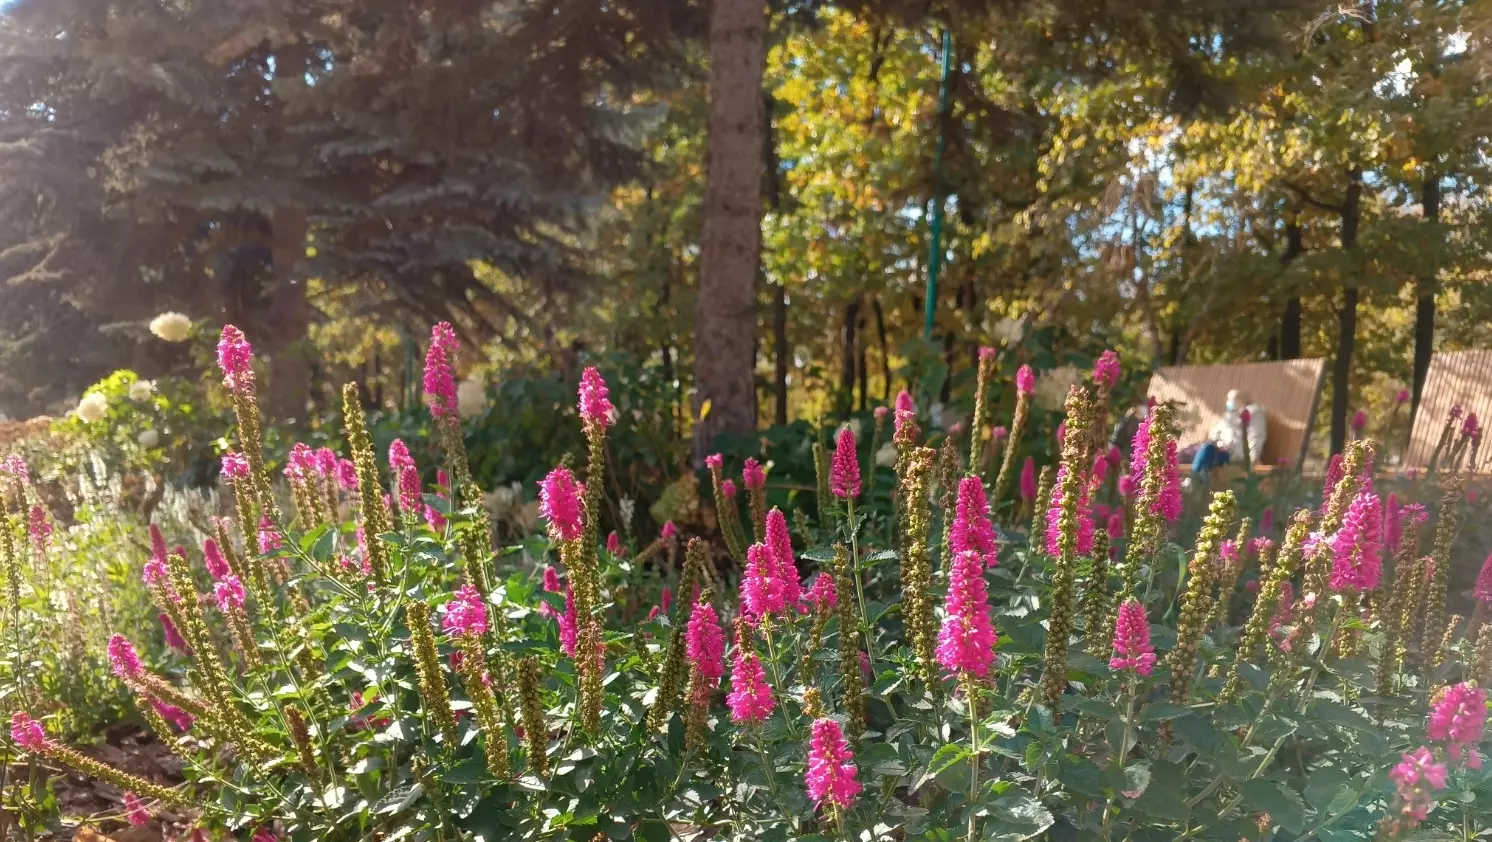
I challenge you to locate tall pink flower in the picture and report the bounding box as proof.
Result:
[936,550,998,678]
[661,586,673,615]
[213,575,246,613]
[685,598,725,685]
[1351,409,1368,434]
[124,792,150,827]
[805,572,838,609]
[315,447,339,478]
[216,325,254,393]
[578,366,614,429]
[152,699,194,731]
[1093,350,1121,389]
[557,585,578,656]
[727,640,775,724]
[1428,682,1487,768]
[27,505,50,553]
[950,476,999,568]
[443,584,489,638]
[284,442,316,481]
[220,451,250,481]
[107,634,143,679]
[203,538,229,579]
[741,543,787,618]
[257,516,282,554]
[542,566,562,593]
[721,479,737,499]
[335,458,358,490]
[0,453,29,484]
[764,508,802,606]
[706,453,723,471]
[9,712,50,753]
[742,458,766,491]
[661,521,678,541]
[893,390,917,436]
[1106,511,1124,540]
[539,467,584,542]
[1109,599,1155,676]
[423,322,460,419]
[1045,466,1095,556]
[1321,454,1345,512]
[606,531,622,555]
[1387,746,1447,824]
[396,463,422,515]
[805,718,861,810]
[388,438,415,474]
[1328,490,1383,593]
[159,614,190,654]
[1474,552,1492,606]
[1015,365,1035,395]
[830,427,861,499]
[1019,457,1036,502]
[1260,505,1275,534]
[251,828,277,842]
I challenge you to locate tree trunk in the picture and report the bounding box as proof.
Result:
[1279,217,1304,360]
[840,298,859,413]
[1412,172,1439,421]
[856,303,868,413]
[773,282,788,426]
[1329,168,1362,456]
[873,297,890,403]
[693,0,766,460]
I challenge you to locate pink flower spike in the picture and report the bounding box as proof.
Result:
[979,346,997,362]
[203,538,229,579]
[1016,365,1035,396]
[9,712,50,753]
[539,467,584,542]
[873,406,889,420]
[577,366,614,428]
[606,531,622,555]
[160,614,190,654]
[805,572,838,609]
[661,586,673,615]
[257,516,282,554]
[1475,552,1492,606]
[895,390,915,415]
[830,427,861,499]
[336,458,358,490]
[442,584,489,638]
[423,322,460,419]
[1351,409,1368,432]
[661,521,678,541]
[397,464,421,514]
[805,718,861,810]
[742,458,766,491]
[213,575,246,613]
[221,452,250,480]
[706,453,723,471]
[936,550,999,677]
[685,598,725,684]
[1261,506,1275,534]
[542,566,561,593]
[1428,682,1487,767]
[764,508,802,606]
[741,543,786,619]
[1020,457,1036,502]
[1106,512,1124,540]
[1109,598,1156,676]
[949,476,999,569]
[107,634,143,679]
[27,505,50,553]
[991,425,1009,441]
[727,639,775,724]
[1093,350,1121,389]
[215,325,254,393]
[252,828,277,842]
[721,479,737,499]
[1395,388,1410,404]
[124,792,150,827]
[152,699,194,731]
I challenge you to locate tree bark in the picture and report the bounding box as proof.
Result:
[856,303,868,413]
[1279,216,1304,360]
[773,282,788,425]
[1329,168,1362,456]
[873,296,890,403]
[693,0,766,459]
[1412,171,1439,421]
[841,297,859,413]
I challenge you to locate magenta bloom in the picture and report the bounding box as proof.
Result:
[152,699,194,731]
[606,531,622,555]
[936,550,999,678]
[1321,454,1345,511]
[1474,552,1492,606]
[805,717,861,809]
[661,521,678,541]
[214,575,246,613]
[1045,466,1095,556]
[950,476,999,568]
[27,505,50,553]
[1055,422,1066,447]
[721,479,737,499]
[577,366,614,428]
[706,453,723,470]
[0,454,29,483]
[1328,490,1383,593]
[1092,350,1121,389]
[978,345,996,362]
[741,543,787,618]
[1429,682,1487,768]
[558,585,578,656]
[539,467,585,542]
[423,322,460,419]
[1351,409,1368,433]
[107,634,143,679]
[221,452,250,480]
[252,828,277,842]
[1396,388,1411,404]
[1389,746,1448,822]
[1261,505,1275,534]
[805,572,837,609]
[159,614,189,654]
[873,405,889,420]
[124,792,150,827]
[893,390,917,436]
[203,538,229,579]
[215,325,254,392]
[1451,404,1465,420]
[830,427,861,499]
[336,458,358,490]
[1019,457,1036,501]
[443,584,489,638]
[542,566,561,593]
[685,598,725,685]
[1464,412,1481,440]
[284,442,316,481]
[1016,365,1035,396]
[388,438,415,474]
[661,586,673,615]
[396,463,421,515]
[1109,599,1156,676]
[764,509,802,606]
[257,516,282,554]
[1106,511,1124,540]
[315,447,339,478]
[742,458,766,491]
[727,646,775,724]
[991,425,1009,441]
[9,712,49,753]
[1091,452,1109,484]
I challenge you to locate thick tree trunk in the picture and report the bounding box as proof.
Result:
[1412,172,1439,421]
[856,304,868,413]
[773,282,788,426]
[873,297,890,403]
[1329,168,1362,456]
[1279,217,1304,360]
[693,0,766,459]
[840,298,859,413]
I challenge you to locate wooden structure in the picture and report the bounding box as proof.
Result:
[1403,350,1492,472]
[1144,358,1328,470]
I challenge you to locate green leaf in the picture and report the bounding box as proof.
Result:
[1239,779,1305,832]
[990,792,1055,839]
[1138,702,1190,721]
[1132,761,1190,821]
[1121,761,1152,798]
[636,820,672,842]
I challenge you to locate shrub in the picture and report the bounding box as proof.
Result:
[4,327,1491,842]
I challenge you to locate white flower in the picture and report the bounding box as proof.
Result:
[76,393,108,423]
[874,442,898,468]
[619,497,636,527]
[148,312,193,342]
[128,380,155,401]
[929,402,946,430]
[1033,365,1085,412]
[457,377,487,419]
[137,429,160,448]
[993,317,1025,345]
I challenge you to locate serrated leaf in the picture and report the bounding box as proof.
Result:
[1139,702,1190,721]
[1240,779,1305,832]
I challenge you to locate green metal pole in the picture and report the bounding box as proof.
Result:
[922,29,953,341]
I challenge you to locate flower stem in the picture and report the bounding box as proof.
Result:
[847,497,876,672]
[966,673,980,842]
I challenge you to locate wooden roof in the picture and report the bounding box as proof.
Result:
[1403,350,1492,471]
[1144,358,1328,470]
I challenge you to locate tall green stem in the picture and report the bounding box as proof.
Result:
[847,497,876,671]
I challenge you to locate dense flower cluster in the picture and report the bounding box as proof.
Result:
[578,366,614,428]
[1428,682,1487,768]
[442,585,489,638]
[936,550,998,678]
[1327,490,1383,592]
[1109,599,1155,676]
[423,322,460,419]
[831,427,861,499]
[805,717,861,810]
[539,467,584,542]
